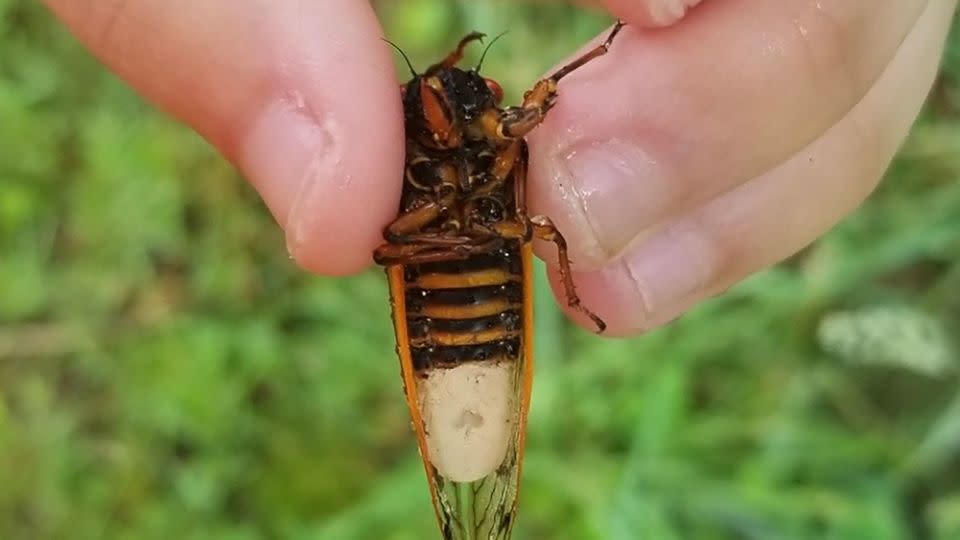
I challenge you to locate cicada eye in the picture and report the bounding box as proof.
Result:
[484,78,503,103]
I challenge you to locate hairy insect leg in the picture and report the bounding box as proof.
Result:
[374,237,504,266]
[548,20,625,83]
[390,234,475,246]
[467,140,522,200]
[512,143,529,215]
[499,20,625,139]
[460,141,525,231]
[384,202,441,242]
[470,142,530,236]
[374,244,467,266]
[383,187,459,243]
[483,219,531,243]
[378,250,465,266]
[530,215,607,333]
[427,31,486,73]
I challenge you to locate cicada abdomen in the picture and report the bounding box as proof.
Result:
[386,240,534,539]
[375,21,624,539]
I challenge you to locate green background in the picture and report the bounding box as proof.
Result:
[3,1,960,538]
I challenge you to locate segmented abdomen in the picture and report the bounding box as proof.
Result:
[401,240,525,372]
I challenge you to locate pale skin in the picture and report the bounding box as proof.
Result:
[43,0,959,336]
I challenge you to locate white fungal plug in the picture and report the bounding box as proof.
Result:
[417,360,516,482]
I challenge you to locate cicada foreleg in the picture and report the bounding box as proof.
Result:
[468,141,522,200]
[383,201,442,241]
[427,31,486,73]
[373,238,504,266]
[530,215,607,333]
[382,185,462,244]
[547,19,625,84]
[499,20,625,139]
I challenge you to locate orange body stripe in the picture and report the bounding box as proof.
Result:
[414,268,517,289]
[410,328,521,348]
[413,298,516,319]
[514,243,535,513]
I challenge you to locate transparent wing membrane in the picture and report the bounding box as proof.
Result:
[432,455,521,540]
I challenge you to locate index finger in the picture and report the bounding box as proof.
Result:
[44,0,404,275]
[590,0,705,27]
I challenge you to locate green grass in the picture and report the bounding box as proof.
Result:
[3,2,960,539]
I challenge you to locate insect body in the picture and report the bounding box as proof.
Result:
[374,22,624,539]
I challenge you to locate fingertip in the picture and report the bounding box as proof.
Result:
[287,218,386,277]
[601,0,705,27]
[545,249,705,337]
[240,92,402,277]
[234,6,404,276]
[48,0,405,277]
[544,263,647,338]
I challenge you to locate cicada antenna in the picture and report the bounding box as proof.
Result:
[475,31,508,73]
[382,38,418,78]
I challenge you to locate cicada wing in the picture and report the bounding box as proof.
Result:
[427,431,522,540]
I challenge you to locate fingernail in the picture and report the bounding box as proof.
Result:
[562,139,672,261]
[646,0,703,26]
[620,224,716,325]
[240,95,340,239]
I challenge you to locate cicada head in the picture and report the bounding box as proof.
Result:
[396,31,506,151]
[402,68,504,150]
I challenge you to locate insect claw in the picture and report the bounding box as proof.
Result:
[591,315,608,334]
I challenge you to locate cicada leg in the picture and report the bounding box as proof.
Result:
[383,202,441,241]
[373,237,504,266]
[469,144,605,333]
[468,141,522,199]
[382,185,462,244]
[530,215,607,333]
[499,20,625,139]
[426,31,486,73]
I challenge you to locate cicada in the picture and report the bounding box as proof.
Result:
[374,21,624,539]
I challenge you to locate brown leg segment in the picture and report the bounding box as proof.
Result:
[548,20,625,83]
[485,219,531,242]
[384,202,442,242]
[388,234,475,246]
[500,20,626,139]
[373,237,503,266]
[468,140,522,199]
[427,31,485,73]
[384,189,458,243]
[530,215,607,333]
[512,142,529,216]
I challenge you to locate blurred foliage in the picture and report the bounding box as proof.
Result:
[2,1,960,539]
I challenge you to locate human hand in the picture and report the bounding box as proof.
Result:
[43,0,957,337]
[528,0,958,335]
[44,0,405,276]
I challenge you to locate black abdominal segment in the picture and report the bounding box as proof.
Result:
[403,241,525,371]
